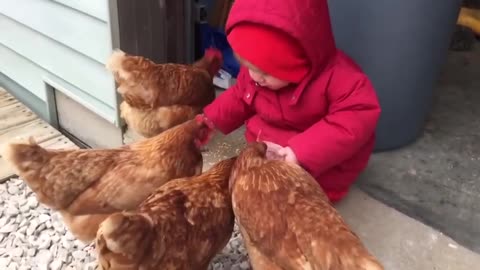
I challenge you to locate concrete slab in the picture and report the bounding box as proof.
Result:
[357,44,480,253]
[337,188,480,270]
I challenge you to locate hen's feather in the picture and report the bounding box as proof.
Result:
[106,49,220,109]
[119,101,199,138]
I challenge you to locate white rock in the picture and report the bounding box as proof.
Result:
[37,205,49,214]
[17,196,27,207]
[0,223,18,233]
[239,261,250,269]
[0,257,11,268]
[18,218,29,228]
[37,237,52,250]
[5,206,19,216]
[75,240,87,249]
[27,197,38,209]
[10,247,23,257]
[50,260,63,270]
[65,263,76,270]
[51,243,59,257]
[53,222,65,234]
[7,185,19,195]
[3,236,14,249]
[38,214,50,224]
[26,220,38,236]
[19,205,29,213]
[7,261,19,270]
[72,250,87,261]
[62,238,72,249]
[57,248,69,262]
[27,248,36,257]
[36,249,53,265]
[0,217,8,227]
[83,261,97,270]
[65,231,76,241]
[51,234,60,243]
[16,225,27,235]
[15,215,23,224]
[18,266,30,270]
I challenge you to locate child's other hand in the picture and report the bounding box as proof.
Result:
[263,141,298,164]
[277,146,298,164]
[264,141,284,160]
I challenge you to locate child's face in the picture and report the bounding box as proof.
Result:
[236,55,290,90]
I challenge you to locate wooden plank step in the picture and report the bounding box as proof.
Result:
[0,88,17,108]
[0,118,62,146]
[0,102,38,130]
[39,135,79,150]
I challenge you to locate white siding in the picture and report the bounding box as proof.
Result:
[0,0,118,125]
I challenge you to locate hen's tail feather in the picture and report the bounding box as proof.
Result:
[105,49,126,73]
[1,136,48,173]
[192,47,223,78]
[362,257,384,270]
[96,212,156,259]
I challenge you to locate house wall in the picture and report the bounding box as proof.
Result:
[0,0,121,127]
[0,0,196,148]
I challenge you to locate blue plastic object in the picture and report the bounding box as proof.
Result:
[199,23,240,78]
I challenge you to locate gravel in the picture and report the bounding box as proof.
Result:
[1,178,252,269]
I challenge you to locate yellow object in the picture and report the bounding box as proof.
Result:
[457,7,480,35]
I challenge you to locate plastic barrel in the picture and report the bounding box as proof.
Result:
[327,0,463,151]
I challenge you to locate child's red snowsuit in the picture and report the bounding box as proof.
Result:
[204,0,381,202]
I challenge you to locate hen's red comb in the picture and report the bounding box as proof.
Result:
[195,114,215,130]
[204,47,223,61]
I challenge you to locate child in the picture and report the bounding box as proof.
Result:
[203,0,381,202]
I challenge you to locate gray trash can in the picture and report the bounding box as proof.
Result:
[327,0,462,151]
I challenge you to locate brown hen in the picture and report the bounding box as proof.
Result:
[95,157,236,270]
[1,115,214,242]
[106,48,222,138]
[229,142,384,270]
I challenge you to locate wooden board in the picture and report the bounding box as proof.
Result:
[0,89,78,182]
[0,119,62,146]
[0,102,38,130]
[38,135,79,150]
[0,88,18,108]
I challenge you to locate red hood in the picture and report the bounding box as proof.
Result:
[226,0,337,78]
